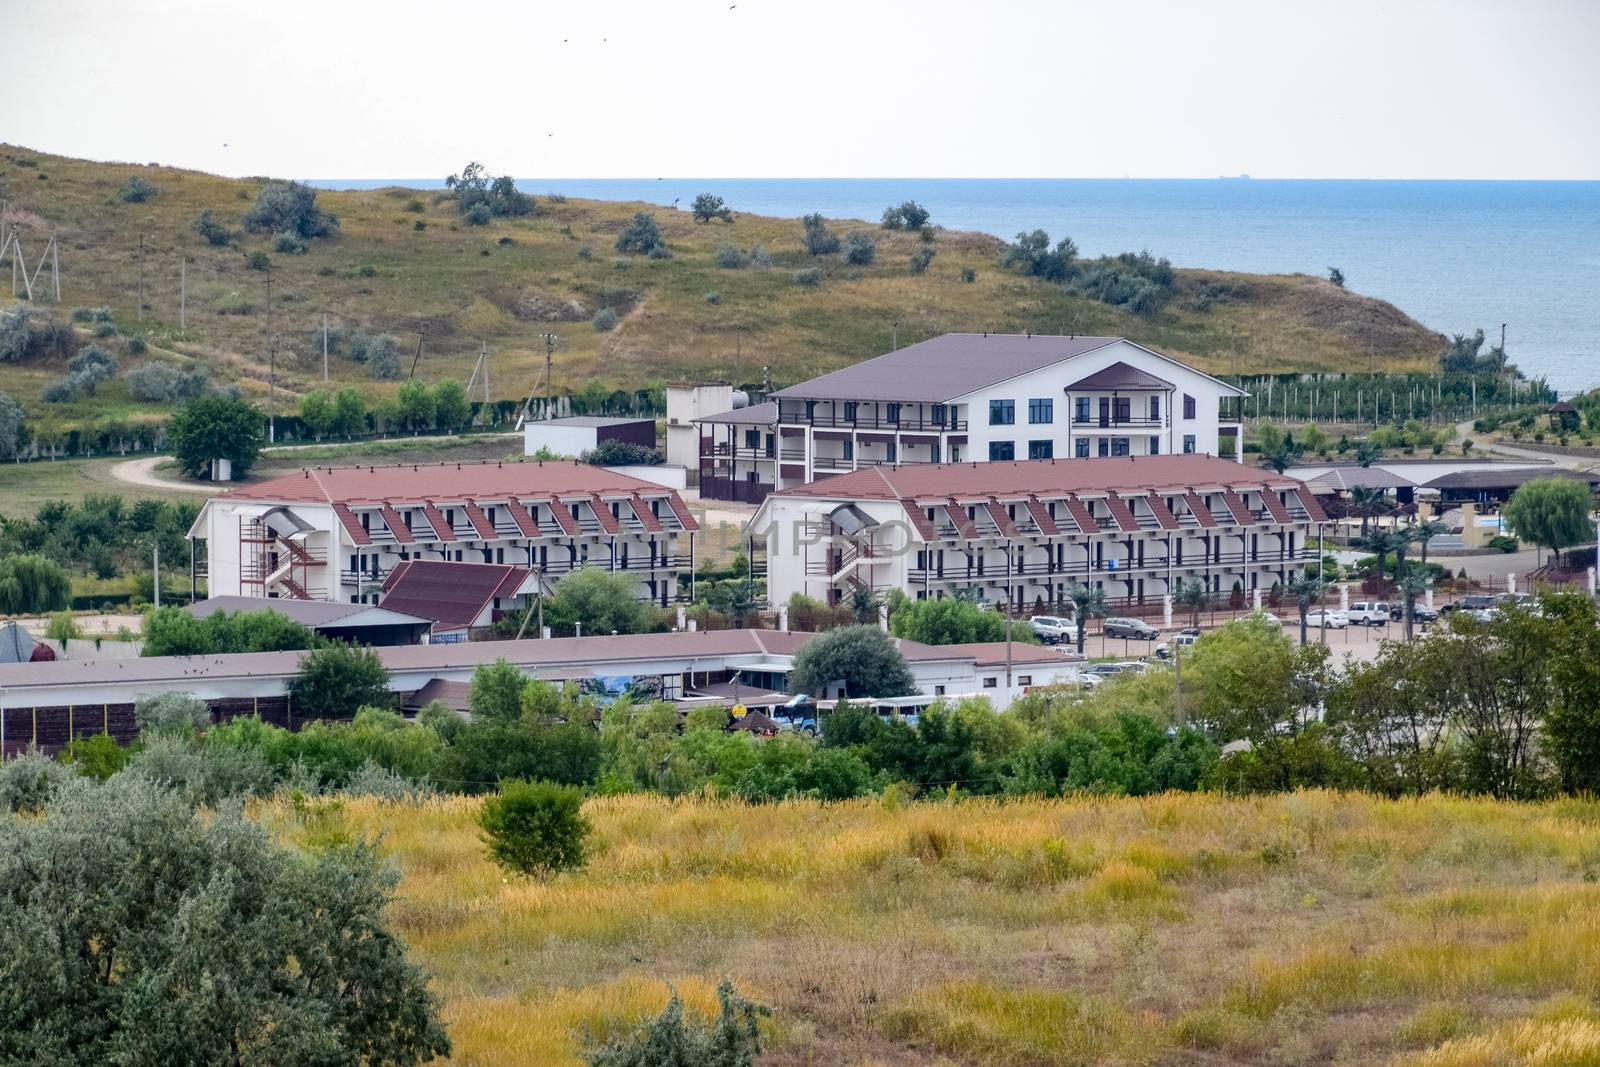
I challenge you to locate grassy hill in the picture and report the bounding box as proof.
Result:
[270,790,1600,1067]
[0,144,1445,420]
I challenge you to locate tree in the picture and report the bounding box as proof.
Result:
[1439,329,1507,374]
[445,161,534,220]
[1395,568,1430,640]
[1328,637,1461,796]
[881,200,930,231]
[0,750,72,814]
[288,643,392,718]
[1502,477,1595,567]
[478,778,590,877]
[1347,485,1386,537]
[169,395,265,480]
[615,212,666,255]
[847,584,880,625]
[396,379,435,432]
[0,554,70,614]
[141,606,315,658]
[801,213,840,256]
[1002,230,1077,281]
[1260,434,1304,474]
[1327,266,1345,288]
[243,180,339,239]
[1172,578,1210,629]
[1539,594,1600,795]
[890,597,1005,645]
[300,389,336,440]
[787,625,916,698]
[1066,583,1108,653]
[1360,527,1406,587]
[192,210,232,246]
[432,378,472,433]
[0,390,26,460]
[1353,439,1384,467]
[1410,516,1449,567]
[690,193,732,223]
[545,566,652,636]
[468,659,527,723]
[333,387,368,437]
[842,229,876,265]
[586,980,768,1067]
[580,439,663,466]
[0,775,450,1065]
[1284,574,1326,645]
[134,691,212,736]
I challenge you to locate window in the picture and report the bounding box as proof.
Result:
[842,439,854,460]
[887,441,898,462]
[934,685,946,695]
[1183,394,1196,419]
[1149,436,1161,454]
[1183,434,1196,453]
[1017,675,1033,686]
[989,399,1015,425]
[1028,398,1053,424]
[744,428,759,450]
[1028,439,1053,460]
[1150,396,1161,420]
[989,441,1015,461]
[886,403,901,425]
[931,403,948,427]
[843,400,858,423]
[1075,397,1091,423]
[1098,438,1109,457]
[1113,397,1131,423]
[982,677,998,689]
[1111,437,1130,456]
[1076,438,1090,458]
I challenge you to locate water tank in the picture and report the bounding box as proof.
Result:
[730,389,749,409]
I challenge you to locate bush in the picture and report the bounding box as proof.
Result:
[93,321,117,337]
[246,250,270,271]
[287,643,392,718]
[1003,229,1078,281]
[647,243,673,260]
[192,210,232,245]
[593,307,620,332]
[1487,534,1519,553]
[748,243,771,268]
[464,202,492,226]
[615,212,666,255]
[577,245,592,260]
[586,979,768,1067]
[0,750,72,813]
[71,344,116,377]
[788,625,916,698]
[715,243,747,269]
[793,267,823,287]
[60,734,132,780]
[0,305,78,363]
[691,193,733,223]
[445,161,535,221]
[961,267,977,283]
[273,231,307,254]
[44,611,82,642]
[704,290,720,304]
[118,175,157,203]
[579,438,663,466]
[125,360,210,402]
[802,213,840,255]
[478,778,591,877]
[368,344,401,380]
[843,229,876,265]
[243,180,338,239]
[1068,250,1175,315]
[71,306,113,323]
[909,247,936,275]
[0,554,71,613]
[125,335,146,354]
[134,691,213,736]
[880,200,930,231]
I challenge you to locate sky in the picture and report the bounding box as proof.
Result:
[4,0,1598,180]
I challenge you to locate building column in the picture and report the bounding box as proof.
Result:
[1162,594,1173,628]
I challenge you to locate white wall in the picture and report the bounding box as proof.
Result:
[665,383,733,470]
[524,423,599,457]
[604,464,687,490]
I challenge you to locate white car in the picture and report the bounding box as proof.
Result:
[1251,611,1284,626]
[1306,609,1348,629]
[1029,615,1074,644]
[1347,601,1394,626]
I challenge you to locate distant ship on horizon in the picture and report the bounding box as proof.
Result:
[1219,173,1251,180]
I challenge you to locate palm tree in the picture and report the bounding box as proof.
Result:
[1354,439,1384,468]
[847,583,880,626]
[1286,574,1327,645]
[1395,569,1431,640]
[1410,517,1449,567]
[1173,578,1211,629]
[1347,485,1386,538]
[1361,528,1406,589]
[1065,583,1108,655]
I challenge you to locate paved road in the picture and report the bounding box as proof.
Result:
[1454,419,1600,472]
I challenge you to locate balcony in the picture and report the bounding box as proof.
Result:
[1072,416,1168,430]
[778,411,967,433]
[906,548,1318,583]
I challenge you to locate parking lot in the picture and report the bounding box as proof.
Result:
[1058,610,1451,667]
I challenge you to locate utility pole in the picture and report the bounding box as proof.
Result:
[544,332,557,417]
[322,314,329,381]
[179,257,186,330]
[264,263,272,361]
[269,334,279,443]
[481,339,490,403]
[137,234,145,321]
[152,542,160,609]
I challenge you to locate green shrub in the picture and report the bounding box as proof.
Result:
[647,243,673,260]
[193,210,232,245]
[749,243,771,268]
[478,778,591,877]
[585,979,768,1067]
[593,307,620,332]
[118,175,157,203]
[615,212,666,255]
[464,202,492,226]
[691,193,733,223]
[961,267,977,283]
[93,321,117,337]
[125,335,146,354]
[273,232,307,254]
[793,267,823,287]
[843,229,876,265]
[714,243,747,269]
[59,734,131,780]
[134,691,212,736]
[44,611,82,642]
[880,200,930,231]
[704,290,721,304]
[802,213,839,256]
[243,180,338,239]
[0,750,72,813]
[1487,534,1519,553]
[246,250,270,271]
[909,247,936,275]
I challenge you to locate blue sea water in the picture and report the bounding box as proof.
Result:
[315,178,1600,391]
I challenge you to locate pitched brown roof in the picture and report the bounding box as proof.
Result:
[1183,492,1218,528]
[220,460,686,508]
[777,454,1299,502]
[380,560,532,633]
[1063,360,1173,392]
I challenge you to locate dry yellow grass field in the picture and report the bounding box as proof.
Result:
[260,791,1600,1066]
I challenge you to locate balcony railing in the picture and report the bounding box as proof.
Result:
[778,412,967,432]
[1072,416,1168,429]
[906,548,1318,582]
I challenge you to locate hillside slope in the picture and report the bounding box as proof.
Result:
[0,144,1444,416]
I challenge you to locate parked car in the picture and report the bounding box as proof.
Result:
[1391,601,1440,623]
[1075,672,1104,688]
[1252,611,1284,626]
[1088,662,1128,677]
[1029,615,1074,645]
[1306,609,1349,629]
[1104,617,1160,640]
[1117,660,1154,674]
[1154,633,1200,660]
[1347,601,1394,626]
[1443,594,1497,614]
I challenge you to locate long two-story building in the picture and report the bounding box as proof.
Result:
[748,453,1327,611]
[693,333,1247,502]
[189,461,699,607]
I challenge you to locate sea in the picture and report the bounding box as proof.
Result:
[313,178,1600,392]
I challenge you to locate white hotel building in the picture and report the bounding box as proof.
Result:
[691,333,1247,502]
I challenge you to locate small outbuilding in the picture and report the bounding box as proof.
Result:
[1549,401,1580,431]
[188,596,434,646]
[523,416,656,458]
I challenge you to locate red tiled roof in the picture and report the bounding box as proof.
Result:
[1220,490,1254,525]
[1183,493,1218,528]
[592,498,621,535]
[507,499,542,537]
[333,502,371,546]
[380,560,532,633]
[900,499,937,540]
[1062,496,1098,533]
[984,500,1017,537]
[1025,497,1059,536]
[420,502,457,542]
[462,499,498,539]
[1260,491,1292,524]
[380,505,415,544]
[548,500,581,536]
[1299,489,1329,523]
[222,460,681,507]
[777,454,1298,501]
[1142,494,1182,530]
[1103,494,1141,532]
[664,494,700,533]
[630,495,663,533]
[946,500,978,538]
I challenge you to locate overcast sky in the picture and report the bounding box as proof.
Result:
[5,0,1597,180]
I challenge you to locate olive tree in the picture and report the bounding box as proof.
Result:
[787,625,916,698]
[0,775,451,1065]
[1502,476,1596,567]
